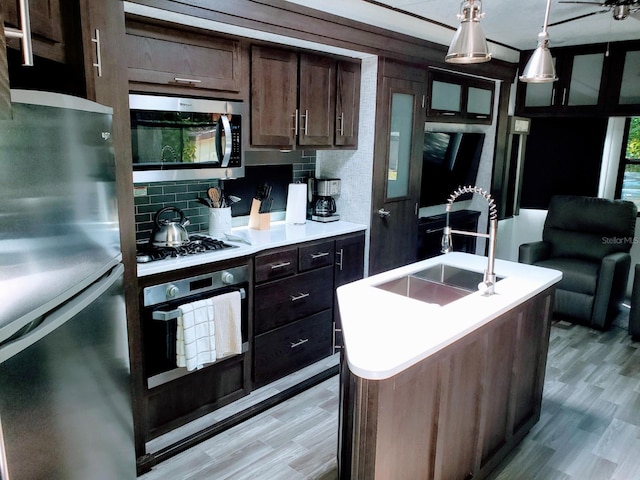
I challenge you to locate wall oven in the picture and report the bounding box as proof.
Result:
[141,265,249,389]
[129,94,244,183]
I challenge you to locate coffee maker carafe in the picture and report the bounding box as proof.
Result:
[309,178,340,222]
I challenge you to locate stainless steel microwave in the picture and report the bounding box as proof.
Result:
[129,94,244,183]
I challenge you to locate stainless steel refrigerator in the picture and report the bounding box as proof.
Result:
[0,90,136,480]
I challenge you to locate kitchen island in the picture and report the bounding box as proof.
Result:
[336,252,562,480]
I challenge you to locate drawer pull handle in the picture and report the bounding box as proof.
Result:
[290,338,309,348]
[310,252,330,259]
[271,261,291,270]
[290,292,310,301]
[173,77,202,84]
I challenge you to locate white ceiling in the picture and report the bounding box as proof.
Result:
[286,0,640,56]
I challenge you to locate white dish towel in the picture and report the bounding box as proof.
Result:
[176,298,216,371]
[212,290,243,359]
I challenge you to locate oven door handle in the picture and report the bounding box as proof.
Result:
[152,287,245,322]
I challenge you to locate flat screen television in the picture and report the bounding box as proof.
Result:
[420,131,485,207]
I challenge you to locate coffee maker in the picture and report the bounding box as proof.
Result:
[309,178,340,222]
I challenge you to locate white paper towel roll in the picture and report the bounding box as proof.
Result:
[285,183,307,225]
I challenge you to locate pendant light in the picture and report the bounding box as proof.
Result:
[519,0,558,83]
[446,0,491,64]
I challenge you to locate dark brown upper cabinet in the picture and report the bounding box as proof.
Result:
[604,41,640,115]
[335,60,361,148]
[516,43,609,116]
[298,53,336,147]
[250,45,298,148]
[126,19,243,96]
[2,0,65,62]
[250,44,360,150]
[426,69,494,125]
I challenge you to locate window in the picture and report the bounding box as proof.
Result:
[617,117,640,210]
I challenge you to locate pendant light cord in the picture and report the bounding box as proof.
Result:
[542,0,552,35]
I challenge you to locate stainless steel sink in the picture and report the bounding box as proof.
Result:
[412,264,501,291]
[374,264,504,306]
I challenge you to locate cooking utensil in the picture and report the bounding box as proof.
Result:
[208,186,222,208]
[151,206,191,247]
[197,197,212,208]
[227,195,241,205]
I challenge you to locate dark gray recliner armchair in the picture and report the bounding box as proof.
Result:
[519,195,637,330]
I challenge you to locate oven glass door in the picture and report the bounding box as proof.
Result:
[143,285,248,388]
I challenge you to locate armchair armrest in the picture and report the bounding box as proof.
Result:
[519,241,551,265]
[592,252,631,330]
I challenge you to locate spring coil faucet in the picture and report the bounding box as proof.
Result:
[442,185,498,296]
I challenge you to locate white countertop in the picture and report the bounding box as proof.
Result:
[336,252,562,381]
[137,220,367,277]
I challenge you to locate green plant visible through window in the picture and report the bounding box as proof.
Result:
[619,117,640,208]
[627,117,640,160]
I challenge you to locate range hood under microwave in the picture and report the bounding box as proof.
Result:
[129,94,244,183]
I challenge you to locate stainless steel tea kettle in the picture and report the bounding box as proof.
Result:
[151,206,191,247]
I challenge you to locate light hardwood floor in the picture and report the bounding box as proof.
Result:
[140,319,640,480]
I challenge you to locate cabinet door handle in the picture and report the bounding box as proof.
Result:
[441,112,456,116]
[270,261,291,270]
[310,251,330,259]
[300,109,309,134]
[290,338,309,348]
[333,323,342,352]
[91,29,103,78]
[562,87,567,106]
[290,292,310,302]
[292,109,298,136]
[173,77,202,84]
[4,0,33,66]
[338,112,344,136]
[336,248,344,271]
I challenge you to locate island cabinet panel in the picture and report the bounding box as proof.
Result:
[478,318,518,465]
[433,338,484,480]
[340,286,555,480]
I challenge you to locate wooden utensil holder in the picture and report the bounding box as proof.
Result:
[248,198,270,230]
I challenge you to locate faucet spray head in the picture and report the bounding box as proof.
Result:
[441,226,453,253]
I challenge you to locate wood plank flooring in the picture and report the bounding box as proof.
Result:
[140,318,640,480]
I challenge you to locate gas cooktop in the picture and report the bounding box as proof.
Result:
[136,234,237,264]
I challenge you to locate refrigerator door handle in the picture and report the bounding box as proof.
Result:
[0,264,124,364]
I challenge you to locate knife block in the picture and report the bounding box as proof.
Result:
[248,199,270,230]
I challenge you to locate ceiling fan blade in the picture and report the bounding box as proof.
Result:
[558,1,606,5]
[548,9,609,27]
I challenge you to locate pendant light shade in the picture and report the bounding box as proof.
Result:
[519,0,558,83]
[446,0,491,64]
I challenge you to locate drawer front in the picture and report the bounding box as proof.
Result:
[255,266,334,334]
[255,247,298,283]
[299,239,335,272]
[253,310,333,387]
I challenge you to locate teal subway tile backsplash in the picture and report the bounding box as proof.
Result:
[134,159,315,242]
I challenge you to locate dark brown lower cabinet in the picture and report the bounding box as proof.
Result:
[339,287,554,480]
[147,354,247,439]
[254,309,333,388]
